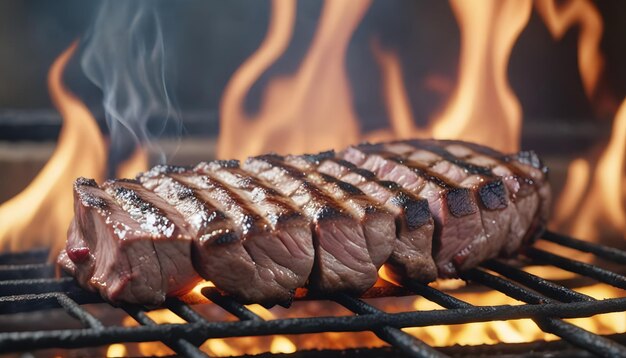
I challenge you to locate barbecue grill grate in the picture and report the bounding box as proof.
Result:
[1,231,625,358]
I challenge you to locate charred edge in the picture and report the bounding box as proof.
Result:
[445,188,478,217]
[510,150,549,175]
[210,159,240,169]
[79,192,107,209]
[140,164,190,180]
[75,177,98,187]
[115,178,140,184]
[478,180,509,210]
[301,150,335,164]
[318,173,364,196]
[391,192,431,230]
[403,140,495,176]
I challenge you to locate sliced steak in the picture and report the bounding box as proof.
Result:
[383,140,513,267]
[289,151,437,283]
[342,143,485,277]
[435,140,550,254]
[102,179,200,297]
[138,164,314,306]
[243,154,379,294]
[284,155,396,268]
[58,177,199,306]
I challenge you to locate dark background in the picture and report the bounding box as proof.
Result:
[1,0,625,137]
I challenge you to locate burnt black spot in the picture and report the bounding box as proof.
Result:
[75,177,98,187]
[319,173,363,195]
[211,159,240,168]
[478,180,509,210]
[209,231,239,245]
[116,178,140,184]
[379,180,401,191]
[301,150,335,164]
[176,185,195,200]
[445,188,477,217]
[391,192,431,229]
[257,153,285,162]
[315,204,343,221]
[81,192,107,209]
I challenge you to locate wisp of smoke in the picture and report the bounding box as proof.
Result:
[80,0,181,166]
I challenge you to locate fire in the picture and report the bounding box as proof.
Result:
[217,0,369,160]
[535,0,604,99]
[552,98,626,241]
[0,42,106,255]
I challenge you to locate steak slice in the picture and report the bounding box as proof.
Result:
[284,155,396,269]
[58,177,200,306]
[138,163,314,306]
[243,154,379,294]
[383,140,514,267]
[289,151,437,283]
[435,140,550,254]
[342,143,484,277]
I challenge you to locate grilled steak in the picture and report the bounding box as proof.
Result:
[243,154,384,294]
[58,177,200,306]
[287,151,437,283]
[60,139,550,306]
[138,163,315,306]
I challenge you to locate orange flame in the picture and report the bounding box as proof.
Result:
[535,0,604,99]
[0,42,106,254]
[552,98,626,241]
[218,0,370,160]
[431,0,532,152]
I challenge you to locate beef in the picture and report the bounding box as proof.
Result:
[288,151,437,283]
[138,163,315,306]
[58,177,200,306]
[344,143,493,277]
[243,154,382,294]
[434,140,550,254]
[60,139,550,306]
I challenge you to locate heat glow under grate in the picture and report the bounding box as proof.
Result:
[0,231,625,358]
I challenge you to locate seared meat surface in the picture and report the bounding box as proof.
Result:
[59,139,550,306]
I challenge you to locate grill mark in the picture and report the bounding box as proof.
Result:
[252,155,348,222]
[195,162,304,226]
[103,181,179,238]
[399,140,510,210]
[170,172,265,237]
[75,179,108,209]
[355,143,477,217]
[323,157,431,228]
[439,140,542,187]
[145,174,238,247]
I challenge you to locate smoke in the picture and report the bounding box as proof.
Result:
[80,0,181,167]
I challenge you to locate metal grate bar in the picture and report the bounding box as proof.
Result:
[526,247,626,290]
[2,298,625,352]
[542,231,626,265]
[333,293,446,358]
[402,281,472,309]
[202,288,263,322]
[481,259,594,302]
[124,305,209,358]
[463,268,626,358]
[54,293,104,330]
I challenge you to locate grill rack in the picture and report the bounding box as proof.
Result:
[0,231,625,358]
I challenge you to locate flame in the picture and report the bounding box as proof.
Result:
[115,146,149,179]
[0,42,106,255]
[218,0,370,160]
[430,0,531,152]
[552,98,626,241]
[535,0,604,99]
